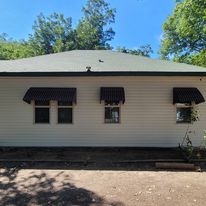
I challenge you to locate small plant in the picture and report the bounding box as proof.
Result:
[179,105,199,161]
[184,134,193,158]
[179,127,194,161]
[195,130,206,160]
[191,105,200,122]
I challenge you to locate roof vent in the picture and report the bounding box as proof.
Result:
[99,59,104,63]
[86,66,91,72]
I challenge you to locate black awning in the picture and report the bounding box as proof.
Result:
[23,87,77,104]
[100,87,125,104]
[173,88,205,104]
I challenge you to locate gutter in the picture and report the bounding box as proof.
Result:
[0,71,206,77]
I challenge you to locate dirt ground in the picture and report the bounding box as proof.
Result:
[1,165,206,206]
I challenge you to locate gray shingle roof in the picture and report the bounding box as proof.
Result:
[0,50,205,75]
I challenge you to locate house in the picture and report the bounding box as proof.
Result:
[0,50,206,147]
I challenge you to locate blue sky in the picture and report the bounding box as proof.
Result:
[0,0,176,58]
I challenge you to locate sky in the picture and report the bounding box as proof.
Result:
[0,0,176,58]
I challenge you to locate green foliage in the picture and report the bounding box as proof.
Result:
[0,0,117,59]
[0,34,34,60]
[28,12,76,55]
[191,105,200,122]
[76,0,116,49]
[160,0,206,67]
[117,44,153,57]
[76,20,100,49]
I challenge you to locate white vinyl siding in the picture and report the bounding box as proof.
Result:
[0,76,205,147]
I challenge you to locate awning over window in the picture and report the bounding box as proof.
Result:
[173,87,205,104]
[23,87,77,104]
[100,87,125,104]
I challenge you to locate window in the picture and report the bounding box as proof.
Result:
[58,101,73,124]
[34,101,50,123]
[104,101,120,123]
[176,104,192,123]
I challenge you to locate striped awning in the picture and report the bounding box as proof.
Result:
[100,87,125,103]
[173,88,205,104]
[23,87,77,104]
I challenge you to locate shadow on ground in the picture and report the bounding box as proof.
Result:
[0,161,156,171]
[0,167,124,206]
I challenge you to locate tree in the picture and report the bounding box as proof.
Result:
[76,0,116,49]
[76,20,100,49]
[117,44,153,57]
[28,12,76,55]
[0,33,34,60]
[0,1,116,60]
[159,0,206,67]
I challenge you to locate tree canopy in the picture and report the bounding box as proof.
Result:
[0,0,154,60]
[76,0,116,49]
[117,45,153,57]
[0,33,34,60]
[160,0,206,67]
[28,12,76,55]
[29,0,116,54]
[0,0,117,59]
